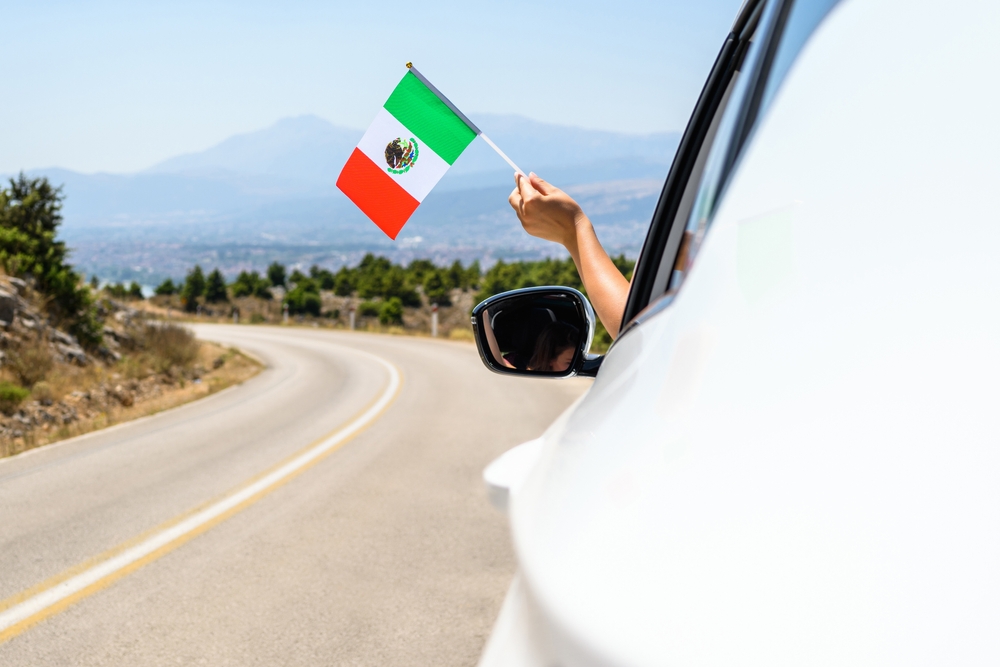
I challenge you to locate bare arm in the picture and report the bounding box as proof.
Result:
[482,308,514,368]
[509,173,630,338]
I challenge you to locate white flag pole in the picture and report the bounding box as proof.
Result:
[479,134,525,177]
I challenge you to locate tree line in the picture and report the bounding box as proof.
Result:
[136,253,634,318]
[4,173,633,339]
[144,255,484,316]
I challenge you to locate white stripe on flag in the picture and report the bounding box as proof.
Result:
[356,108,450,202]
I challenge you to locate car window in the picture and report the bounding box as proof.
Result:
[760,0,842,118]
[665,0,842,295]
[646,54,743,301]
[621,0,768,327]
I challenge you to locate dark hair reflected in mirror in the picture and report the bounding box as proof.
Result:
[528,321,579,372]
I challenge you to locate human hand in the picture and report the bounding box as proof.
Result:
[508,173,587,250]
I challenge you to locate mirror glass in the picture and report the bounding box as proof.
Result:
[473,287,593,377]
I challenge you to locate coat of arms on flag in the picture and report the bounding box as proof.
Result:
[337,64,521,240]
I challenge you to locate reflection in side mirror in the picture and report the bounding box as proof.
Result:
[471,286,603,378]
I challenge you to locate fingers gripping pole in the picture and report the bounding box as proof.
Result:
[480,134,525,176]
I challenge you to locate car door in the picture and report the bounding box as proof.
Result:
[480,1,855,664]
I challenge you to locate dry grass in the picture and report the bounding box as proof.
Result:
[131,322,200,374]
[7,336,55,387]
[447,328,475,341]
[133,289,479,341]
[0,341,262,459]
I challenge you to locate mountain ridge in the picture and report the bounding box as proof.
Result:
[4,114,680,282]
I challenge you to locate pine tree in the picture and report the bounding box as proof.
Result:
[267,261,286,288]
[204,268,228,303]
[181,265,206,311]
[0,174,101,344]
[154,278,177,296]
[423,270,451,306]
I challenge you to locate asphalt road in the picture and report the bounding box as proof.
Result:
[0,325,588,666]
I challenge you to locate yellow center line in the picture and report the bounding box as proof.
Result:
[0,347,403,645]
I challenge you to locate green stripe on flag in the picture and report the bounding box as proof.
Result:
[384,72,476,165]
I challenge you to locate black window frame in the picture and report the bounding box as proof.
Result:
[619,0,842,332]
[621,0,768,326]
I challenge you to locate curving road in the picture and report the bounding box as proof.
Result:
[0,325,589,666]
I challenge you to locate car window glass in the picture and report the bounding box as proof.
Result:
[665,0,776,292]
[667,0,841,294]
[640,1,767,304]
[647,73,739,299]
[759,0,841,113]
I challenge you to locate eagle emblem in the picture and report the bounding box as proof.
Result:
[385,137,419,174]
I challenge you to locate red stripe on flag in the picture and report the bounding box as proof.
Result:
[336,148,419,240]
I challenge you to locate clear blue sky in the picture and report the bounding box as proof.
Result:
[2,0,741,174]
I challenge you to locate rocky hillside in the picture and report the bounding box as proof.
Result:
[0,274,258,458]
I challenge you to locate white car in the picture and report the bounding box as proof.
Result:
[471,0,1000,664]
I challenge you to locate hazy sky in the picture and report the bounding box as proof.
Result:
[2,0,741,174]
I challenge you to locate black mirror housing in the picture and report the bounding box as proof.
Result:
[471,286,603,378]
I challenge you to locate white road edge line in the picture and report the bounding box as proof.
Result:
[0,348,401,634]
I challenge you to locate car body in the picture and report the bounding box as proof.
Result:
[476,0,1000,664]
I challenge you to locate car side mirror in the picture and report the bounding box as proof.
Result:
[472,286,603,378]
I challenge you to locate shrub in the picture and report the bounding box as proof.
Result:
[120,354,147,379]
[267,261,287,288]
[333,268,354,296]
[474,257,586,303]
[284,283,320,316]
[128,281,144,300]
[250,312,266,324]
[358,301,380,317]
[423,270,451,306]
[140,323,199,373]
[406,259,436,285]
[154,278,177,296]
[7,338,54,387]
[310,265,335,290]
[380,266,420,307]
[230,271,271,299]
[0,382,29,415]
[355,254,393,298]
[31,381,54,403]
[379,297,403,325]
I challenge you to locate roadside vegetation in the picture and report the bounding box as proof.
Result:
[0,175,261,458]
[145,254,634,350]
[0,170,634,460]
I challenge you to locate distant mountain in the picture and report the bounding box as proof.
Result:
[144,115,361,185]
[141,113,678,190]
[449,113,678,177]
[7,114,680,283]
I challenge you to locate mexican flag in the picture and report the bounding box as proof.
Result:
[337,66,480,239]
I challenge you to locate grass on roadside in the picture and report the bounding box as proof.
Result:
[0,340,262,459]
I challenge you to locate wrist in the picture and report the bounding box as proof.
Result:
[562,211,590,258]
